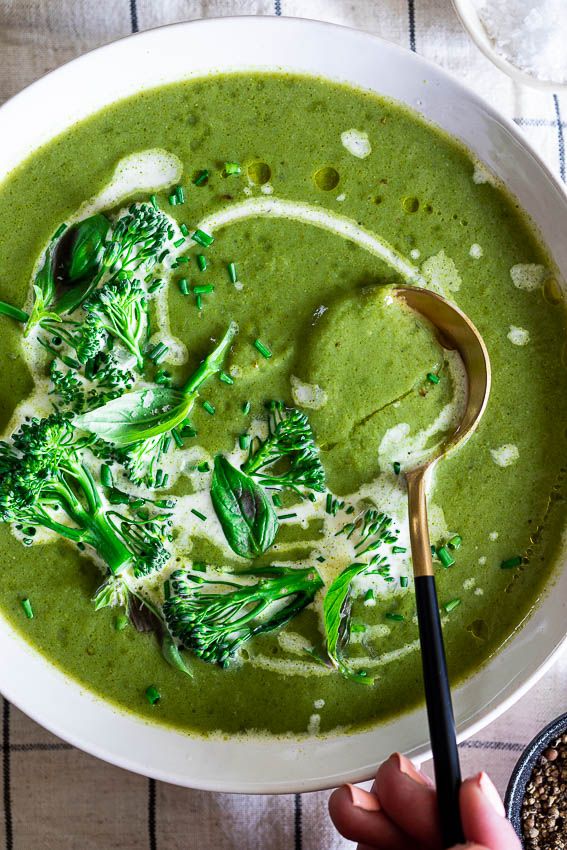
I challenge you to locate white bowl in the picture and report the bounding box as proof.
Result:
[0,16,566,794]
[451,0,567,92]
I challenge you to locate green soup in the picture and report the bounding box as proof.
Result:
[0,73,565,737]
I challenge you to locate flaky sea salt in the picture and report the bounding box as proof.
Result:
[476,0,567,83]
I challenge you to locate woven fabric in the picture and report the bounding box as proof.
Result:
[0,2,566,848]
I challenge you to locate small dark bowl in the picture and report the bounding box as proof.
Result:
[505,711,567,844]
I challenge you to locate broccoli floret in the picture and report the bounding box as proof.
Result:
[0,414,131,574]
[115,433,171,489]
[84,279,148,368]
[49,361,84,411]
[241,402,325,495]
[163,566,323,667]
[103,203,170,274]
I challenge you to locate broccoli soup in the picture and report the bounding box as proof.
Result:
[0,73,565,737]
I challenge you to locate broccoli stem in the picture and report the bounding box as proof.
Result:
[0,300,29,324]
[181,321,238,396]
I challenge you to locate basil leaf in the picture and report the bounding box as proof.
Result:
[323,562,375,685]
[65,214,110,282]
[210,455,279,560]
[75,387,192,446]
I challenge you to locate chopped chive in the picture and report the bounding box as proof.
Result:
[224,162,241,176]
[193,284,214,294]
[162,435,172,453]
[426,372,440,384]
[181,423,197,438]
[197,462,210,473]
[219,371,234,385]
[176,185,186,204]
[155,469,164,488]
[197,254,207,272]
[195,294,202,310]
[448,534,462,550]
[100,464,113,488]
[149,194,158,210]
[191,508,207,522]
[20,598,34,619]
[393,461,401,475]
[385,612,405,622]
[193,169,209,186]
[191,229,214,248]
[392,546,407,554]
[444,598,461,613]
[168,194,177,206]
[400,576,409,588]
[175,256,189,265]
[501,555,523,570]
[278,512,297,520]
[171,428,184,448]
[316,556,326,563]
[364,589,374,601]
[145,685,161,705]
[115,614,129,631]
[242,400,251,415]
[180,223,189,236]
[192,561,207,572]
[437,546,455,568]
[326,493,333,514]
[228,262,238,283]
[253,339,272,359]
[272,493,282,507]
[202,400,216,415]
[148,342,168,364]
[173,237,186,248]
[148,279,164,293]
[178,278,190,295]
[239,434,250,450]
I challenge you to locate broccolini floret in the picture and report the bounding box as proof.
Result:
[0,413,131,574]
[163,566,323,667]
[84,279,148,368]
[102,203,170,274]
[241,402,325,495]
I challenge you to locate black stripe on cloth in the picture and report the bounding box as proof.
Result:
[553,95,566,182]
[294,793,302,850]
[2,700,13,850]
[274,0,282,15]
[458,739,525,753]
[514,117,563,128]
[0,742,72,753]
[408,0,416,52]
[148,778,157,850]
[130,0,139,33]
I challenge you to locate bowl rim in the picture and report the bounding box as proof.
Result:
[505,710,567,842]
[0,14,567,793]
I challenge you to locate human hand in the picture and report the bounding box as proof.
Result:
[329,752,521,850]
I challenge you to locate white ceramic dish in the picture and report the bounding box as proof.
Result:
[0,16,566,794]
[451,0,567,92]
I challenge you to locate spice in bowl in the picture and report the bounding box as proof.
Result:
[521,733,567,848]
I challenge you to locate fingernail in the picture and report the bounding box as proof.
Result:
[390,752,432,786]
[346,784,381,812]
[477,772,506,817]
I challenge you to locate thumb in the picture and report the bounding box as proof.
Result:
[460,773,521,850]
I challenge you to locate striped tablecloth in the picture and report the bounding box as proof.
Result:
[1,2,566,848]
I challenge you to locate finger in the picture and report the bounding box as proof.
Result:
[329,783,414,849]
[460,773,521,850]
[374,753,441,848]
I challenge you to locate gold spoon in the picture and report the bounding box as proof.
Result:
[393,286,491,848]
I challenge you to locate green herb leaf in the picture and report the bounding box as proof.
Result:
[210,455,278,559]
[61,214,110,283]
[323,562,374,685]
[161,632,193,677]
[75,386,191,446]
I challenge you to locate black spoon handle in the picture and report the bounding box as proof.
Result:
[415,574,465,847]
[406,469,465,848]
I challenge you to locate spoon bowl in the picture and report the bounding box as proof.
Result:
[393,285,491,847]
